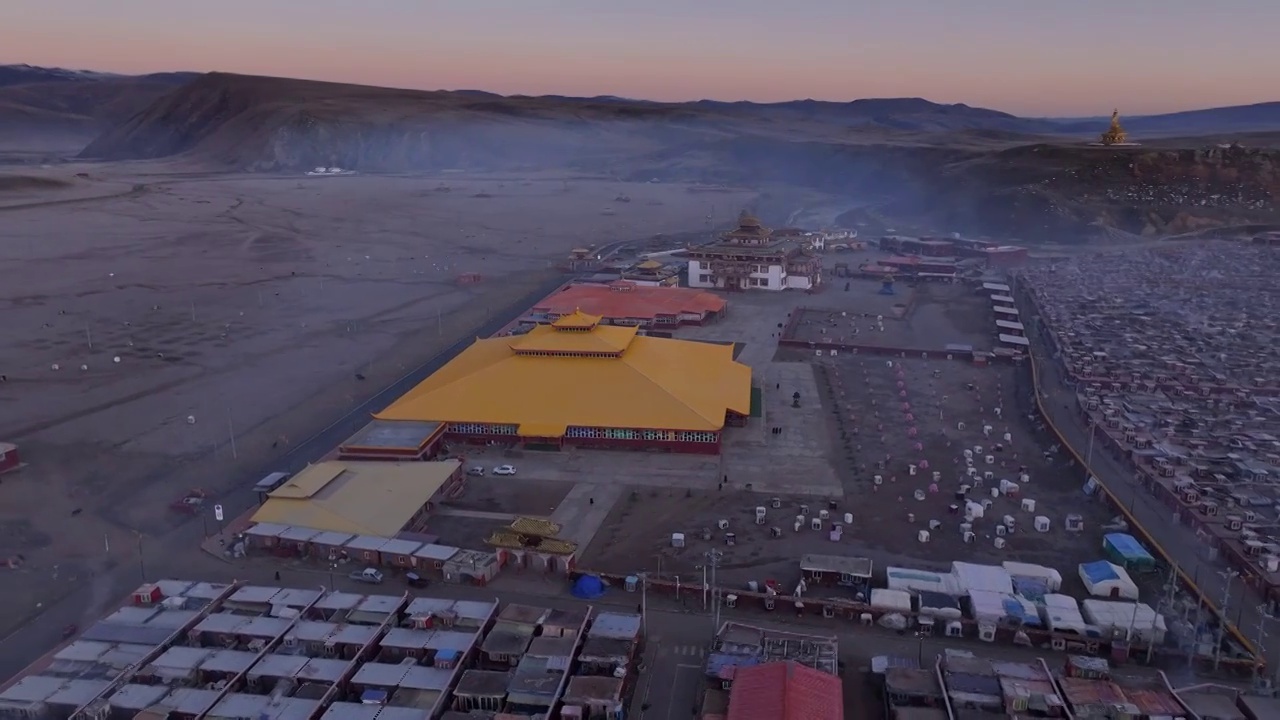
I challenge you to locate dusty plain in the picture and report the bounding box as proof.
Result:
[0,164,757,641]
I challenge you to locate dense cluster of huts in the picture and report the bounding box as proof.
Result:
[874,649,1199,720]
[1019,244,1280,609]
[0,579,644,720]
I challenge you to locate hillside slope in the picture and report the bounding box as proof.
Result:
[0,67,198,142]
[72,73,1280,241]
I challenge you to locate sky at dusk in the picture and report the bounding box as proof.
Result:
[2,0,1277,116]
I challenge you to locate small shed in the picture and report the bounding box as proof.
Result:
[243,523,290,551]
[562,675,625,719]
[413,544,459,575]
[799,554,872,598]
[451,670,512,713]
[443,549,500,585]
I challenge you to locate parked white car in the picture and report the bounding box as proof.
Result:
[492,464,517,476]
[467,465,485,476]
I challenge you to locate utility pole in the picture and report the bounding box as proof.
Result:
[1083,418,1096,482]
[1214,570,1238,671]
[136,533,146,581]
[705,549,723,635]
[1149,563,1178,664]
[1252,604,1270,690]
[1188,566,1205,669]
[638,572,649,640]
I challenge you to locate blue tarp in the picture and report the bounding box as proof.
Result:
[1080,560,1121,584]
[706,652,759,679]
[1011,576,1048,602]
[1102,533,1156,570]
[1001,597,1042,627]
[571,574,606,599]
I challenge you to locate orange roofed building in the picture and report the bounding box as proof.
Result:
[376,310,752,453]
[725,661,843,720]
[530,281,726,330]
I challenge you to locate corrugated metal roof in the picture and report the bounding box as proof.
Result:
[726,661,842,720]
[250,460,460,536]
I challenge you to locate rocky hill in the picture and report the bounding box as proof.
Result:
[0,66,197,143]
[53,73,1280,241]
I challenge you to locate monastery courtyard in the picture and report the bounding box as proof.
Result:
[432,290,844,555]
[413,280,1126,601]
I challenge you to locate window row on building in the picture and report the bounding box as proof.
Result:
[565,426,718,443]
[447,423,519,436]
[512,350,623,358]
[445,423,718,443]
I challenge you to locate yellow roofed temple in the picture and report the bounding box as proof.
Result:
[375,310,753,453]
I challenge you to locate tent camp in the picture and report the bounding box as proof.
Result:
[1079,560,1139,600]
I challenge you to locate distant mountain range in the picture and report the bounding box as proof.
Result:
[2,65,1278,244]
[0,63,199,88]
[1,63,1278,140]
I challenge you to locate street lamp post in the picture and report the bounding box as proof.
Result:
[705,549,723,634]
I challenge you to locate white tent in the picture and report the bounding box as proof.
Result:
[1081,599,1167,645]
[1041,593,1090,635]
[952,562,1014,595]
[886,567,960,595]
[1003,561,1063,592]
[1078,560,1139,600]
[869,588,913,613]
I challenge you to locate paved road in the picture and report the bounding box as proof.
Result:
[0,274,570,683]
[1016,285,1276,672]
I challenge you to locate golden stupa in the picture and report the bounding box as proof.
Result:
[1098,109,1128,145]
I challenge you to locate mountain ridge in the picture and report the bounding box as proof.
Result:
[4,67,1277,243]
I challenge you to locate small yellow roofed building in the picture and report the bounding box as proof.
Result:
[375,310,753,453]
[250,459,463,536]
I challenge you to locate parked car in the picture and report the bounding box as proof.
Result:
[467,465,485,476]
[349,568,384,584]
[406,572,430,589]
[492,464,517,476]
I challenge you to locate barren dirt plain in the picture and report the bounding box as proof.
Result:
[0,164,756,639]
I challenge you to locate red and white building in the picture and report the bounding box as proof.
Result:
[685,213,822,291]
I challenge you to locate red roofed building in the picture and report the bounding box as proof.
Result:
[531,281,727,330]
[725,661,843,720]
